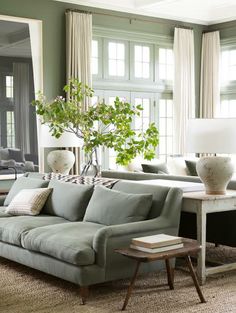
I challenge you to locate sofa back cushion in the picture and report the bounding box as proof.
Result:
[4,177,49,206]
[83,185,152,225]
[113,181,171,219]
[43,179,94,221]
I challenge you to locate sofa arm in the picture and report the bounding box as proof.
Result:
[0,195,6,206]
[93,216,175,267]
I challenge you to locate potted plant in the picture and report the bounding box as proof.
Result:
[33,79,159,176]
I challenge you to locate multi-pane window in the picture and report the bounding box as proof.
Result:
[92,40,99,75]
[221,49,236,85]
[159,48,174,81]
[158,99,173,161]
[6,75,13,98]
[134,97,150,134]
[108,41,125,77]
[215,99,236,118]
[134,45,150,79]
[6,111,15,147]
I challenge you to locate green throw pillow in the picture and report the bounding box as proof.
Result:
[4,177,49,206]
[43,179,94,221]
[83,185,153,226]
[142,163,169,174]
[185,160,198,176]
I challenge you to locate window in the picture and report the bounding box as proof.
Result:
[92,40,99,75]
[221,49,236,85]
[134,97,151,133]
[6,111,15,147]
[134,45,150,79]
[6,75,13,99]
[158,99,173,161]
[159,48,174,81]
[108,41,125,77]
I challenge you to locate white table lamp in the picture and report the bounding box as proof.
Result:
[186,118,236,195]
[40,125,83,174]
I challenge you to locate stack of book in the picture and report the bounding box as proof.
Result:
[130,234,184,253]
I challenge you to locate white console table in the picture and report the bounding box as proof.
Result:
[182,191,236,284]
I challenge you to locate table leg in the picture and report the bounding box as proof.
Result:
[196,209,206,285]
[122,261,141,311]
[185,255,206,303]
[165,259,174,290]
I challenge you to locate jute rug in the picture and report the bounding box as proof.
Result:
[0,246,236,313]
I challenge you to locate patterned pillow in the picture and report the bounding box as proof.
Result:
[6,188,52,216]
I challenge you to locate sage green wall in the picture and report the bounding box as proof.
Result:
[0,0,206,112]
[208,20,236,40]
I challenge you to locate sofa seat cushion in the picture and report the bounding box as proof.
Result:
[0,215,68,246]
[22,222,104,266]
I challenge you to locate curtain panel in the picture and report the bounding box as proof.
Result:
[66,10,92,111]
[200,31,220,118]
[65,11,92,174]
[173,28,195,155]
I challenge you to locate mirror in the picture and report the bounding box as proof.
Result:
[0,15,43,175]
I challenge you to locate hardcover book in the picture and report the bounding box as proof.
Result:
[130,243,184,253]
[131,234,183,249]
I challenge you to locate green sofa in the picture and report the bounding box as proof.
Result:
[0,175,182,303]
[102,170,236,247]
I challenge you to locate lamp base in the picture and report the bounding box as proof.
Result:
[196,156,234,195]
[47,150,75,175]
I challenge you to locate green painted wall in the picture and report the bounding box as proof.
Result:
[208,20,236,40]
[0,0,206,111]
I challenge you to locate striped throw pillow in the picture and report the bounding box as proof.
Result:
[6,188,52,216]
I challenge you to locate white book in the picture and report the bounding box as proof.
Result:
[132,234,182,249]
[130,243,184,254]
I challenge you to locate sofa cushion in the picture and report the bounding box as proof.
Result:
[185,160,198,176]
[0,148,9,160]
[42,180,94,221]
[6,188,52,216]
[8,148,25,163]
[4,177,49,206]
[22,222,103,265]
[0,215,68,246]
[83,185,152,226]
[142,163,169,174]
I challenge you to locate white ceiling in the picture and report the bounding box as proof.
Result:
[55,0,236,25]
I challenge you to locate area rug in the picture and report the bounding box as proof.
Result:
[0,251,235,313]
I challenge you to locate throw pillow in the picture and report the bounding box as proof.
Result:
[4,177,49,206]
[43,179,94,221]
[185,160,198,176]
[8,149,25,163]
[0,148,9,161]
[142,163,169,174]
[6,188,52,216]
[83,185,153,226]
[0,159,16,167]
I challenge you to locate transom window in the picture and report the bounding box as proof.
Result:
[6,75,13,99]
[134,45,150,79]
[108,41,125,77]
[159,48,174,81]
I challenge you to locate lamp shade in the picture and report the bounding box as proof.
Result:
[186,118,236,154]
[39,125,83,148]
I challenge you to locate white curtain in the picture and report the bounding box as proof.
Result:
[13,63,30,154]
[66,10,92,111]
[200,31,220,118]
[173,27,195,155]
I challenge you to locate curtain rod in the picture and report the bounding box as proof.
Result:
[65,8,193,30]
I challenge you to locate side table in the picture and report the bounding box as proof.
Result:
[182,190,236,284]
[116,240,206,311]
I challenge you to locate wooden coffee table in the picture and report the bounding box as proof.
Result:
[116,240,206,311]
